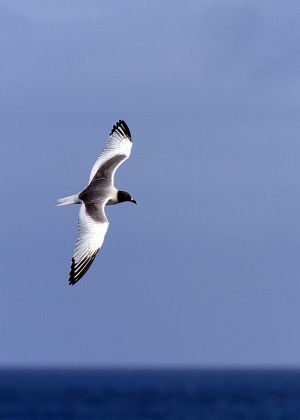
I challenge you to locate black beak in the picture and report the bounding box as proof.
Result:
[131,198,138,205]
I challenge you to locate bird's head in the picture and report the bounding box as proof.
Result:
[117,190,138,205]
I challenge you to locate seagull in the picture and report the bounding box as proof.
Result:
[57,120,137,285]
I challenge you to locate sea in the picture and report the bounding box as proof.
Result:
[0,368,300,419]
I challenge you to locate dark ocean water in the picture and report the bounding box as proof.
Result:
[0,368,300,419]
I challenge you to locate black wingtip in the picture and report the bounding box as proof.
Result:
[110,120,131,140]
[68,253,98,285]
[69,258,77,285]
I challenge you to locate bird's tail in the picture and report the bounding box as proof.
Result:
[56,194,80,206]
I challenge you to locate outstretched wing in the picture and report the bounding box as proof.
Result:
[69,202,109,285]
[88,120,132,184]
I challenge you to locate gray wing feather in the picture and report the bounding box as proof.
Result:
[69,203,109,285]
[88,120,132,184]
[91,154,127,183]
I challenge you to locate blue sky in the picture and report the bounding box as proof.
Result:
[1,0,300,366]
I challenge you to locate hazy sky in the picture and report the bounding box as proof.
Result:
[1,0,300,366]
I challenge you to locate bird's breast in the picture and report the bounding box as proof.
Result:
[79,178,117,204]
[106,190,119,205]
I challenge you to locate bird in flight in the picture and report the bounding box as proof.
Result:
[57,120,137,285]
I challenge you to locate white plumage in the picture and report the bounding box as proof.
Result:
[57,120,137,285]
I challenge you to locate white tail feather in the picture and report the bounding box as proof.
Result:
[57,194,80,206]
